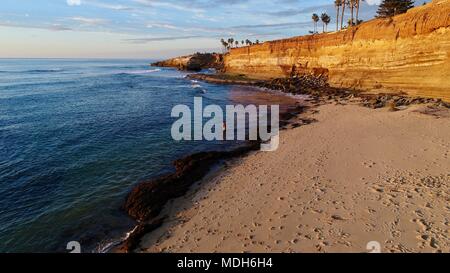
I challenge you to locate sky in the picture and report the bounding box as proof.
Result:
[0,0,384,59]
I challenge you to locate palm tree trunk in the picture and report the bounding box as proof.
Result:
[336,6,340,31]
[350,0,354,26]
[341,1,346,29]
[356,0,360,23]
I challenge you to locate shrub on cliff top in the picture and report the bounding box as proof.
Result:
[376,0,415,18]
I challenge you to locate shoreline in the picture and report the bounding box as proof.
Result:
[114,78,308,252]
[116,142,261,252]
[116,70,449,253]
[138,102,449,253]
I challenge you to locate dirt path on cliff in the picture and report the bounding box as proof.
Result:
[136,103,449,253]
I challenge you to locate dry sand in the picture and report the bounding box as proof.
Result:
[137,102,449,253]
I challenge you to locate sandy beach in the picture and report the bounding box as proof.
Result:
[134,101,449,253]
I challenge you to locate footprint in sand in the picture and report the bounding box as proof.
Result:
[363,161,377,168]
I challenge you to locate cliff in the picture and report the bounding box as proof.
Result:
[152,53,223,71]
[224,0,450,101]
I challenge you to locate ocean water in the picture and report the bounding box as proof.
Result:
[0,59,242,252]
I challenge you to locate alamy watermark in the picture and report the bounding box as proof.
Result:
[67,241,81,253]
[366,241,382,253]
[171,97,280,151]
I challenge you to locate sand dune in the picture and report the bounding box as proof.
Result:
[137,102,449,253]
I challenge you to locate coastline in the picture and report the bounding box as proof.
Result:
[116,142,261,252]
[137,102,449,253]
[4,0,450,256]
[114,79,308,252]
[116,70,449,253]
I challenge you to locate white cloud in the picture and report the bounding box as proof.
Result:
[91,2,134,11]
[146,23,181,30]
[70,16,108,25]
[133,0,205,14]
[67,0,81,6]
[365,0,381,5]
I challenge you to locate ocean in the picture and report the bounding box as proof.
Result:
[0,59,246,252]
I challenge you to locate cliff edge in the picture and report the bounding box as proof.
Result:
[224,0,450,101]
[152,53,223,71]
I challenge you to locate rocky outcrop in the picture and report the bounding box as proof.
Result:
[123,142,265,222]
[119,102,310,252]
[152,53,223,71]
[224,0,450,101]
[259,76,449,109]
[187,73,263,85]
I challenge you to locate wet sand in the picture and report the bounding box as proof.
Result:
[135,102,449,253]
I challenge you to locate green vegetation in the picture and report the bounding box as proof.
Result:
[376,0,415,18]
[220,38,263,52]
[314,0,415,33]
[321,13,331,32]
[221,0,416,49]
[312,13,320,33]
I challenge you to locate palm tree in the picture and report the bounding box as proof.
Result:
[340,0,347,30]
[228,38,234,48]
[335,0,342,31]
[321,13,325,33]
[350,0,360,26]
[312,13,320,33]
[356,0,363,24]
[220,38,229,52]
[241,40,245,46]
[235,40,239,47]
[321,13,330,33]
[324,15,331,32]
[255,39,260,44]
[350,0,355,27]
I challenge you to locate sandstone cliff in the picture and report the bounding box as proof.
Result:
[152,53,223,71]
[224,0,450,101]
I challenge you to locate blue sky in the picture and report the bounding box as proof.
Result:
[0,0,384,59]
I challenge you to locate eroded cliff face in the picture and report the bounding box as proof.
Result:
[152,53,223,71]
[224,0,450,101]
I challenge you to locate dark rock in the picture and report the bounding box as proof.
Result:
[152,53,223,72]
[123,142,261,222]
